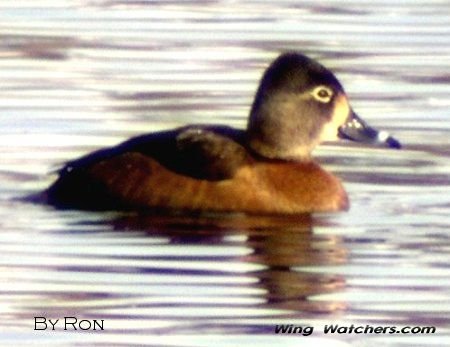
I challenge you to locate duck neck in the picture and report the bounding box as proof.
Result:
[246,97,316,162]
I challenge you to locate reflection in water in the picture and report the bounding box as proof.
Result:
[5,212,348,338]
[113,213,347,317]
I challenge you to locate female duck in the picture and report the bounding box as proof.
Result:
[43,52,400,214]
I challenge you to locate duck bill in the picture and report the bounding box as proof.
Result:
[338,110,401,149]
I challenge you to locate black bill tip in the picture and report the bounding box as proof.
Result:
[385,135,402,149]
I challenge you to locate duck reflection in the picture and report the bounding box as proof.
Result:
[112,212,347,314]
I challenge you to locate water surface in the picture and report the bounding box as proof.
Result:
[1,1,449,346]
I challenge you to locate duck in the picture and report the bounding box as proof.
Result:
[42,52,401,214]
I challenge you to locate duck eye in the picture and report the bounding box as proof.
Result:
[311,86,333,103]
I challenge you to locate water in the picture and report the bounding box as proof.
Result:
[1,1,450,346]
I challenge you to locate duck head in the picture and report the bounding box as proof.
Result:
[247,52,401,160]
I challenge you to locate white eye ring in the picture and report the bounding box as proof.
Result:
[311,86,333,103]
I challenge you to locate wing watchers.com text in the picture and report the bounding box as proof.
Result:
[274,324,436,336]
